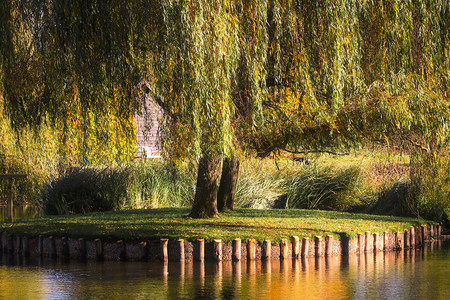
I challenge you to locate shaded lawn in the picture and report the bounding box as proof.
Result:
[0,208,429,243]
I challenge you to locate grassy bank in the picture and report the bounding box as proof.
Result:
[3,150,448,225]
[0,208,429,243]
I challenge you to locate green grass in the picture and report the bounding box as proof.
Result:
[0,208,430,243]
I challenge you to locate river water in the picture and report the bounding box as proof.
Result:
[0,240,448,299]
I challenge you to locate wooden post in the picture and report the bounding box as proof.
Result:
[49,236,56,259]
[232,238,241,261]
[38,235,44,256]
[15,235,21,255]
[117,240,126,261]
[280,239,288,259]
[141,241,149,261]
[7,235,13,253]
[404,230,410,249]
[415,227,421,246]
[395,232,403,249]
[213,239,222,261]
[262,240,271,260]
[2,232,8,254]
[7,178,13,222]
[315,236,323,257]
[301,238,309,257]
[357,233,363,253]
[421,225,427,243]
[177,239,185,262]
[373,233,379,252]
[383,232,388,251]
[195,238,205,262]
[95,238,103,261]
[325,236,332,256]
[160,238,168,261]
[22,236,29,257]
[247,239,256,260]
[364,231,371,252]
[0,231,3,253]
[410,227,415,247]
[417,226,421,245]
[79,238,87,260]
[61,237,70,259]
[291,236,300,259]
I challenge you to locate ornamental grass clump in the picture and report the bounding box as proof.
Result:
[234,159,287,209]
[283,166,361,211]
[132,161,195,208]
[41,162,196,215]
[234,159,366,211]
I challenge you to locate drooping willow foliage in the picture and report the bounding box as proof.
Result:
[0,1,147,164]
[249,0,449,155]
[0,0,448,160]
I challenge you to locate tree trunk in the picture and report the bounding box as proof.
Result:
[189,154,222,218]
[217,156,240,212]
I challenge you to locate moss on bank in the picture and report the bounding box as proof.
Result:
[0,208,431,243]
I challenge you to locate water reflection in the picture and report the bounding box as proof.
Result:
[0,241,449,299]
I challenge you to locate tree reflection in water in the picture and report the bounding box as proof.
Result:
[0,241,448,299]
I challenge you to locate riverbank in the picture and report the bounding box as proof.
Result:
[0,208,430,242]
[1,208,443,262]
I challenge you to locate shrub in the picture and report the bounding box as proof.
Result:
[41,168,132,214]
[369,181,410,216]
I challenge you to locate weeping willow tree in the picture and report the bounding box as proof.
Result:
[1,0,448,218]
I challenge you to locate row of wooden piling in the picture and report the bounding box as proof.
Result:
[0,224,443,262]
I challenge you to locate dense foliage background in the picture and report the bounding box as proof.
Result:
[0,1,448,223]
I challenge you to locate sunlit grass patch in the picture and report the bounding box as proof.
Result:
[0,208,430,243]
